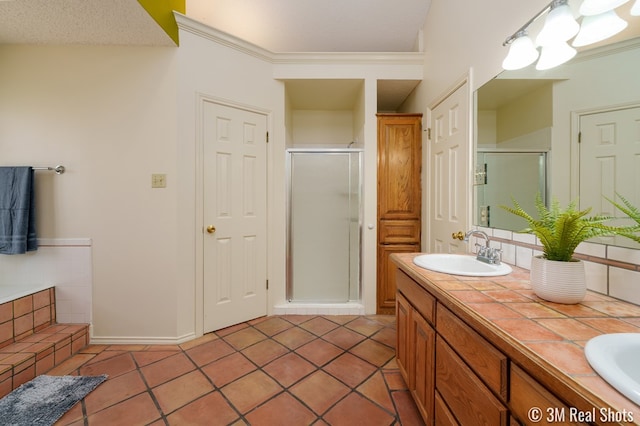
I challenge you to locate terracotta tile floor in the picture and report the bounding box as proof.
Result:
[51,315,424,426]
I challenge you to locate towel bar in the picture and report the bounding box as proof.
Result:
[32,165,65,174]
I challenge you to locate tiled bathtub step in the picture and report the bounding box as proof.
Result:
[0,323,89,398]
[0,287,57,347]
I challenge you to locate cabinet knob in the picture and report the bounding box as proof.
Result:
[452,231,464,241]
[206,225,216,234]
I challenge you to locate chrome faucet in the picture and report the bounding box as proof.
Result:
[464,230,490,247]
[463,230,502,265]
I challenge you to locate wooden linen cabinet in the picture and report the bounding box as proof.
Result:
[376,113,422,314]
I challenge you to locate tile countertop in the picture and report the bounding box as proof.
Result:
[392,252,640,424]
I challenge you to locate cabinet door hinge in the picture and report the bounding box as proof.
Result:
[266,132,269,143]
[427,128,432,140]
[578,131,582,143]
[266,279,269,290]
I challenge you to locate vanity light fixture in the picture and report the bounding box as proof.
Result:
[502,0,636,70]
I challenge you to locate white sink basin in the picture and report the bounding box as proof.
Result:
[412,254,512,277]
[585,333,640,405]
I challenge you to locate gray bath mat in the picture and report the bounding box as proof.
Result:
[0,374,107,426]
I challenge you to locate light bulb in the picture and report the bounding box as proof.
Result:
[579,0,630,16]
[536,0,580,46]
[572,10,628,47]
[502,33,539,70]
[536,41,577,70]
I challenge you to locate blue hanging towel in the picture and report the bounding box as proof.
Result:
[0,167,37,254]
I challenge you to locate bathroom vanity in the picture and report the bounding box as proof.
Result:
[392,253,640,426]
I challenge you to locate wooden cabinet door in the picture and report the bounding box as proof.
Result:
[377,243,420,315]
[377,113,422,314]
[412,310,435,426]
[377,114,422,221]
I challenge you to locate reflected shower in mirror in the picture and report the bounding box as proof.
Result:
[474,34,640,248]
[475,151,547,231]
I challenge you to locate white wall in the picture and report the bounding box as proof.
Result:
[0,45,181,341]
[402,0,550,109]
[291,110,354,147]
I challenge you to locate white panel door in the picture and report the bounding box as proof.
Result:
[203,101,267,333]
[579,106,640,246]
[429,82,470,253]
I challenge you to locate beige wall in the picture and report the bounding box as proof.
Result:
[175,22,287,337]
[401,0,550,110]
[497,85,553,143]
[398,0,551,252]
[291,110,354,146]
[0,45,181,340]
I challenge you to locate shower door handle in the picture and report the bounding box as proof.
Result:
[206,225,216,234]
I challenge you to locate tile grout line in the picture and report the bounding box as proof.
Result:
[130,351,171,426]
[56,315,410,425]
[217,315,402,422]
[180,332,248,424]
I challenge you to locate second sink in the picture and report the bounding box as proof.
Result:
[585,333,640,405]
[413,253,512,277]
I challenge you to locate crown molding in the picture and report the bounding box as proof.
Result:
[573,35,640,64]
[174,12,425,66]
[272,51,424,65]
[174,12,274,62]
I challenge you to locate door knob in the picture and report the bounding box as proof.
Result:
[452,231,464,241]
[206,225,216,234]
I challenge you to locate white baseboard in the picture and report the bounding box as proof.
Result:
[90,332,197,346]
[273,302,365,315]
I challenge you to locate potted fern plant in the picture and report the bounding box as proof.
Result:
[501,194,621,304]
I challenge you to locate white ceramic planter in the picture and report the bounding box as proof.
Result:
[530,255,586,304]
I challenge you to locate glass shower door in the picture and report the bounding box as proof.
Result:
[287,150,362,303]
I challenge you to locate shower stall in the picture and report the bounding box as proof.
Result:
[286,149,362,305]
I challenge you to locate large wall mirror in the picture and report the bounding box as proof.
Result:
[474,25,640,249]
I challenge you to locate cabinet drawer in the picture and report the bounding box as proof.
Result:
[435,391,459,426]
[397,270,435,324]
[436,336,508,426]
[436,304,507,400]
[379,219,420,244]
[510,365,588,426]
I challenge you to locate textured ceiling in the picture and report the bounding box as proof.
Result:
[0,0,174,46]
